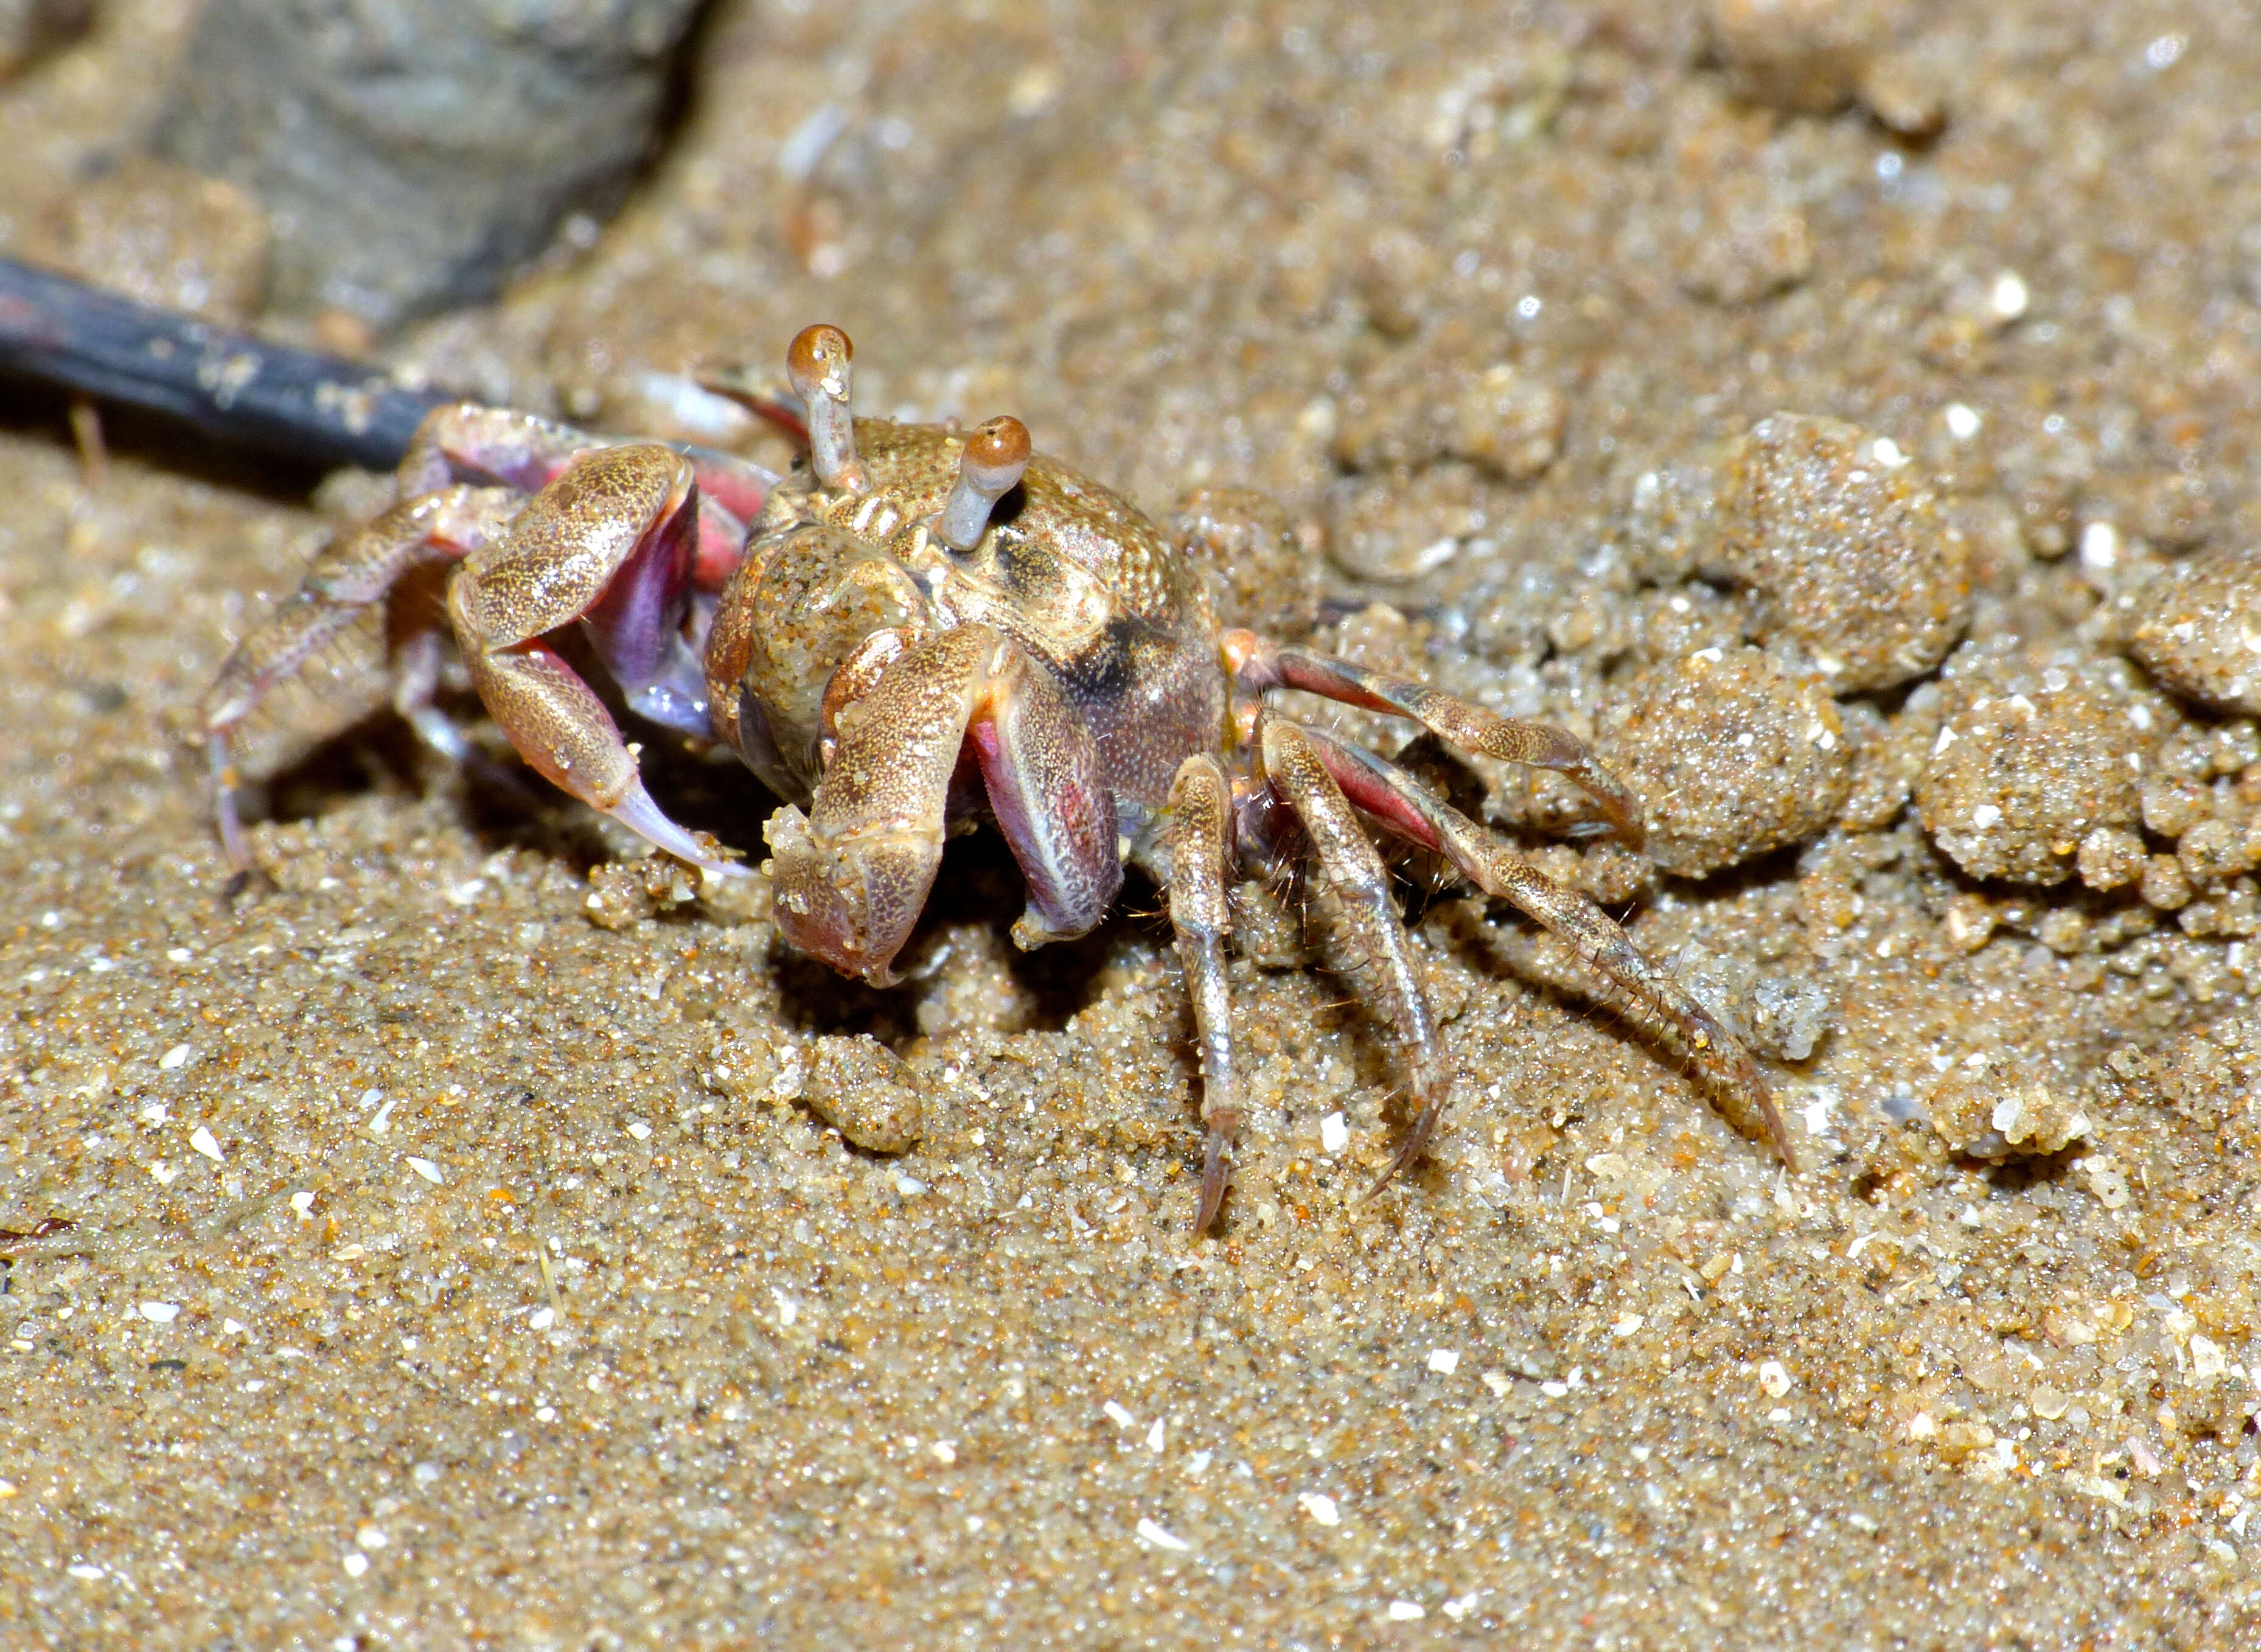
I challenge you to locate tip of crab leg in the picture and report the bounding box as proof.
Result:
[605,778,749,881]
[936,416,1031,551]
[784,324,869,496]
[1759,1089,1800,1174]
[1365,1100,1444,1204]
[1194,1126,1233,1236]
[207,733,254,872]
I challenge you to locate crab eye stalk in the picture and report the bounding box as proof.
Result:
[936,415,1031,551]
[785,323,870,496]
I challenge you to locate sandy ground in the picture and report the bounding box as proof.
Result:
[5,1,2261,1646]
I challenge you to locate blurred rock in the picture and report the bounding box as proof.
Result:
[1707,0,1887,112]
[155,0,703,330]
[1323,464,1486,583]
[1331,351,1566,483]
[1174,487,1322,633]
[0,0,89,80]
[1675,182,1814,305]
[1705,0,1944,134]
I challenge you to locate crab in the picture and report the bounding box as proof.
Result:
[203,324,1794,1229]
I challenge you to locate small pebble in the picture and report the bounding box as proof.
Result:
[1598,645,1850,876]
[1915,645,2169,885]
[2141,855,2192,911]
[803,1034,925,1154]
[1750,975,1833,1061]
[2077,827,2147,891]
[1135,1517,1190,1552]
[1706,414,1968,691]
[2128,547,2261,715]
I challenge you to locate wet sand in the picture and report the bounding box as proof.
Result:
[4,2,2260,1645]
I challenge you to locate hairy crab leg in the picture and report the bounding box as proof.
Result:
[1165,753,1241,1233]
[1256,716,1452,1197]
[1224,629,1643,848]
[766,622,1120,986]
[445,444,738,876]
[1292,722,1796,1174]
[201,483,520,868]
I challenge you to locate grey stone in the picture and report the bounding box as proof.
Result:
[156,0,703,330]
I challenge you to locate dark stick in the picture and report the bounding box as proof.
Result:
[0,256,455,471]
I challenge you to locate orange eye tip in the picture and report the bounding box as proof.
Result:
[967,414,1031,470]
[786,323,854,394]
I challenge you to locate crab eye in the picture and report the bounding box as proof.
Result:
[936,415,1031,551]
[785,323,870,497]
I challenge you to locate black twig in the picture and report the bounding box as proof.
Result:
[0,256,453,471]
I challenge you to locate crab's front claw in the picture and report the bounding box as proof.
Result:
[762,804,936,988]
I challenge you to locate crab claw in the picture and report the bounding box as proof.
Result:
[762,804,935,988]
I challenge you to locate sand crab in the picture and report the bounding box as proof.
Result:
[204,324,1792,1229]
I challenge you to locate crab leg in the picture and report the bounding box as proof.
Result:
[1291,722,1795,1173]
[444,443,736,874]
[401,403,768,589]
[1256,716,1452,1195]
[1166,753,1239,1232]
[201,483,520,866]
[386,625,468,761]
[765,623,1120,986]
[1225,629,1643,848]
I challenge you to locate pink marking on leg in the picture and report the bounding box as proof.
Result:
[969,720,1118,943]
[686,455,775,525]
[692,495,748,593]
[580,474,711,736]
[1308,739,1446,852]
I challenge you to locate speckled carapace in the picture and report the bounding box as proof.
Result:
[203,324,1792,1229]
